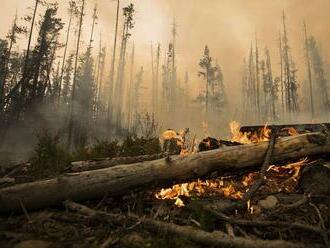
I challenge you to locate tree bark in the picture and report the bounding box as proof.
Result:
[0,132,329,213]
[240,123,330,136]
[70,153,165,172]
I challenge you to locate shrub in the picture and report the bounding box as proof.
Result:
[90,139,120,158]
[29,132,71,178]
[120,135,162,157]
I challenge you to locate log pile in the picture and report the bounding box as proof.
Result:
[0,124,329,247]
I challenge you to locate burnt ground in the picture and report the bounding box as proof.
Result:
[0,158,329,248]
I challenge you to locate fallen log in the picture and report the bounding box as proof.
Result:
[240,123,330,137]
[65,201,305,248]
[71,153,165,172]
[0,132,330,213]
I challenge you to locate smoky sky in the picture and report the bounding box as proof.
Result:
[1,0,330,106]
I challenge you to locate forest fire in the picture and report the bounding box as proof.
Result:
[156,123,307,207]
[155,121,308,207]
[1,0,330,246]
[154,158,308,207]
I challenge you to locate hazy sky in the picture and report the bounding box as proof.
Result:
[1,0,330,103]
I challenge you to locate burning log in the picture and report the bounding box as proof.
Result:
[240,123,330,137]
[0,132,329,213]
[65,200,305,248]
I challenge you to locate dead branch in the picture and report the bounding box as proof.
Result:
[242,127,278,202]
[65,200,305,248]
[203,205,325,234]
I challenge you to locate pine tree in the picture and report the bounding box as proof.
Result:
[198,45,212,116]
[62,54,74,105]
[58,0,78,104]
[308,36,330,113]
[282,12,299,116]
[29,4,63,104]
[263,48,279,121]
[198,46,226,119]
[73,47,95,146]
[132,66,144,129]
[68,0,85,148]
[113,3,135,130]
[107,0,120,125]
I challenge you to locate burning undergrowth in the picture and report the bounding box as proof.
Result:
[1,121,330,248]
[154,158,308,208]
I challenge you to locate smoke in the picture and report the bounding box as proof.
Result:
[0,0,330,159]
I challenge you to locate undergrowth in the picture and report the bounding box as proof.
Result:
[29,131,162,178]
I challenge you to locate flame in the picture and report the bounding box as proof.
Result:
[154,158,308,207]
[230,121,252,144]
[162,129,195,156]
[287,127,299,136]
[155,178,244,207]
[157,122,304,208]
[276,158,307,181]
[229,121,271,144]
[242,173,257,187]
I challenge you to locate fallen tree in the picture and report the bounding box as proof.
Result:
[0,132,329,213]
[70,153,165,172]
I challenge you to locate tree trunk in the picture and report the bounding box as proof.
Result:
[68,0,85,148]
[0,132,329,213]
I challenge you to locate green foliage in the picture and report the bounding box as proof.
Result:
[29,131,161,179]
[29,132,71,178]
[90,139,120,158]
[120,136,161,157]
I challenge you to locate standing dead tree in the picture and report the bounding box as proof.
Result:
[127,44,135,130]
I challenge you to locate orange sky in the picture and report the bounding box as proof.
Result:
[1,0,330,105]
